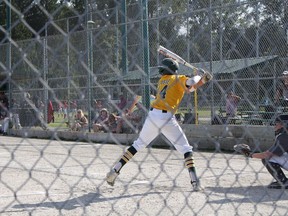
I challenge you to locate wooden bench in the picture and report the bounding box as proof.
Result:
[176,108,197,124]
[217,109,275,125]
[214,108,242,125]
[239,110,277,125]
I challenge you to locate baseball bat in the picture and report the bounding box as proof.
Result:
[157,45,212,77]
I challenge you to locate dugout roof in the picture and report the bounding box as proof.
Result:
[106,55,278,82]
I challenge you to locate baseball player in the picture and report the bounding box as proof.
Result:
[249,114,288,189]
[0,91,9,135]
[106,58,212,191]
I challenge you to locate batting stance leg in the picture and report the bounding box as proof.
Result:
[106,146,138,186]
[106,112,161,186]
[161,115,200,191]
[184,152,199,190]
[106,109,201,190]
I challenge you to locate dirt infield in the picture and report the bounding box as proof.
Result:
[1,137,288,216]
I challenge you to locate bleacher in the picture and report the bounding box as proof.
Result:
[212,105,286,125]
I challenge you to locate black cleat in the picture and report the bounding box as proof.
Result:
[106,169,119,186]
[267,181,288,189]
[191,180,202,191]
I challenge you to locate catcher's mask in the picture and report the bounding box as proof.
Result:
[158,58,179,75]
[274,114,288,135]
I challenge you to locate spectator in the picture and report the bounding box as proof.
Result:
[93,108,109,132]
[107,113,118,133]
[39,100,45,114]
[70,109,88,131]
[226,91,241,117]
[71,100,77,116]
[23,92,31,108]
[275,71,288,107]
[95,100,103,110]
[117,94,127,113]
[57,101,63,118]
[32,95,40,109]
[48,100,54,123]
[19,92,32,127]
[116,103,146,134]
[25,93,47,130]
[91,100,104,123]
[0,91,9,135]
[0,91,8,110]
[10,98,21,129]
[63,100,68,119]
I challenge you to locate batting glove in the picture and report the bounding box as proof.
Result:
[202,71,213,83]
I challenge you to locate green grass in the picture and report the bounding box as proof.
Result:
[48,109,213,128]
[48,113,70,128]
[197,109,211,117]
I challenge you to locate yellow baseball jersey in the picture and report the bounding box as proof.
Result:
[151,75,190,113]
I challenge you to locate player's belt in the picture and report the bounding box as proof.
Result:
[150,108,167,113]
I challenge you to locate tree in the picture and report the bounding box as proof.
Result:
[0,0,87,41]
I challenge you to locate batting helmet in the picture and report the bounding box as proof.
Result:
[158,58,179,75]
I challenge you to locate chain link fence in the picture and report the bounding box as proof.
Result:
[1,0,288,215]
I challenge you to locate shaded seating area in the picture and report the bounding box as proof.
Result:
[16,108,47,129]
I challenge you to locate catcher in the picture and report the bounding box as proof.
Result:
[234,114,288,189]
